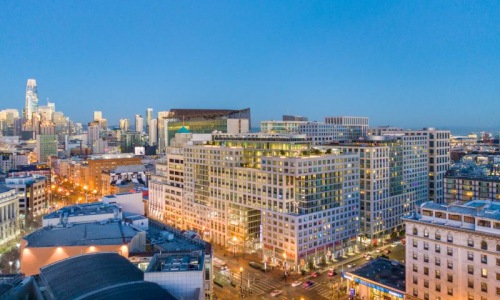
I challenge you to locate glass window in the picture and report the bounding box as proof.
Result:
[481,268,487,278]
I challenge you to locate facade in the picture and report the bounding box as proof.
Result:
[149,118,157,146]
[101,165,147,196]
[371,127,451,204]
[325,116,369,138]
[403,200,500,300]
[146,108,153,132]
[24,79,38,121]
[156,108,251,152]
[135,114,144,133]
[342,134,428,243]
[35,134,57,163]
[4,175,47,222]
[0,185,20,245]
[120,118,130,131]
[150,133,361,270]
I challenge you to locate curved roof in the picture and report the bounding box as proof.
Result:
[80,281,176,300]
[40,253,146,300]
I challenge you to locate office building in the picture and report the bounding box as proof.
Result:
[135,114,144,133]
[283,115,308,121]
[156,108,251,152]
[35,134,57,163]
[24,79,38,121]
[120,118,130,131]
[325,116,369,138]
[146,108,153,131]
[149,118,157,146]
[93,111,102,121]
[4,175,47,223]
[403,200,500,300]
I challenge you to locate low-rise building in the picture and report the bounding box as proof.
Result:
[0,185,20,245]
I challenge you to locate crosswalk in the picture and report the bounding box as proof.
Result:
[231,272,285,296]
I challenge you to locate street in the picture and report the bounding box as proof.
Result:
[212,243,405,300]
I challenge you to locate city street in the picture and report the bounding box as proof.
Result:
[212,242,405,300]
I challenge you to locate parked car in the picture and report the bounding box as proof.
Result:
[365,255,373,261]
[311,271,320,278]
[302,280,314,288]
[291,280,302,287]
[384,249,391,254]
[347,263,356,268]
[327,269,337,277]
[270,290,283,297]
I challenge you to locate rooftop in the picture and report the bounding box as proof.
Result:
[43,202,121,221]
[146,252,204,273]
[23,221,141,247]
[349,258,405,292]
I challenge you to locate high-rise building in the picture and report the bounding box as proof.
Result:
[87,122,100,148]
[93,111,102,121]
[148,118,157,146]
[135,114,144,133]
[24,79,38,121]
[150,132,360,269]
[36,134,58,163]
[119,118,130,131]
[403,200,500,300]
[146,108,153,132]
[342,134,428,244]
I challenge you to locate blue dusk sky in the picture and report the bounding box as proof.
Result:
[0,1,499,130]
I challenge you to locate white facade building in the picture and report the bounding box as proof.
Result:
[404,200,500,300]
[0,185,20,245]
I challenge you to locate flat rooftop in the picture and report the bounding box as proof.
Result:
[24,221,141,247]
[349,258,405,292]
[43,203,120,220]
[147,252,203,273]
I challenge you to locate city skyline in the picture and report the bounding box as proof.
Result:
[1,2,499,128]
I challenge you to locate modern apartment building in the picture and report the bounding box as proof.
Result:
[342,134,428,244]
[325,116,369,138]
[35,134,57,163]
[403,200,500,300]
[150,132,361,270]
[370,127,451,204]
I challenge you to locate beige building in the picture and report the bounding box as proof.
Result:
[403,200,500,300]
[0,185,20,245]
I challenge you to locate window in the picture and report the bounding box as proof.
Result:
[497,287,500,296]
[468,265,474,275]
[413,288,418,297]
[435,270,441,279]
[447,260,453,269]
[447,287,453,296]
[424,280,429,288]
[447,274,453,283]
[481,268,487,278]
[413,276,418,284]
[413,240,418,248]
[424,254,429,263]
[412,227,418,235]
[481,282,487,292]
[481,254,487,264]
[468,238,474,247]
[424,229,429,237]
[496,273,500,280]
[497,258,500,266]
[413,252,418,260]
[435,283,441,292]
[468,278,474,288]
[424,242,429,250]
[436,244,441,253]
[435,258,441,266]
[447,247,453,256]
[497,244,500,251]
[481,240,488,250]
[424,267,429,275]
[413,264,418,272]
[435,232,441,240]
[447,233,453,242]
[424,293,429,300]
[468,251,474,261]
[467,293,474,300]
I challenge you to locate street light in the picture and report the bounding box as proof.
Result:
[233,236,237,258]
[239,267,243,295]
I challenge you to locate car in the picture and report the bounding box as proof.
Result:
[327,269,337,277]
[302,280,314,288]
[311,271,320,278]
[384,249,391,254]
[291,280,302,287]
[347,263,356,268]
[375,249,382,253]
[365,255,373,261]
[270,290,283,297]
[391,242,399,247]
